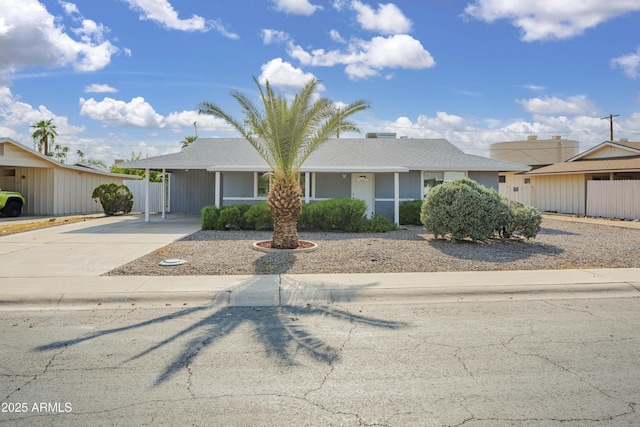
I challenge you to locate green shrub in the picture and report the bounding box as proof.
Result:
[507,200,542,239]
[399,199,423,225]
[218,204,250,230]
[244,202,273,230]
[421,178,501,241]
[358,214,398,233]
[299,198,366,231]
[92,184,133,216]
[201,205,220,230]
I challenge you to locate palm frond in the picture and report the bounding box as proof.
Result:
[198,76,370,179]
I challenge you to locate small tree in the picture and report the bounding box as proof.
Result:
[92,184,133,216]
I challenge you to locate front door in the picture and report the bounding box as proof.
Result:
[351,173,375,218]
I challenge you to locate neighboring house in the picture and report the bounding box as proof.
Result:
[490,135,580,207]
[0,137,136,216]
[524,139,640,219]
[119,135,529,223]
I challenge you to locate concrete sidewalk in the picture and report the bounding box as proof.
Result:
[1,213,639,309]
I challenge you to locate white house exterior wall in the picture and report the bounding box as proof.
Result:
[54,167,127,215]
[499,172,533,206]
[532,174,586,215]
[14,166,54,215]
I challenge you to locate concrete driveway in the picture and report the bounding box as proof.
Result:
[0,214,201,278]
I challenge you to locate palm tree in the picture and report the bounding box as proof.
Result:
[30,119,58,156]
[198,77,370,249]
[181,135,198,149]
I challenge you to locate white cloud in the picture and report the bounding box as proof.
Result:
[374,107,640,157]
[85,84,118,93]
[79,96,165,128]
[289,34,435,80]
[351,0,412,34]
[611,47,640,79]
[463,0,640,41]
[123,0,239,38]
[329,29,346,44]
[165,110,228,131]
[516,95,598,115]
[259,58,324,90]
[0,0,119,76]
[272,0,320,16]
[261,29,291,45]
[522,84,546,91]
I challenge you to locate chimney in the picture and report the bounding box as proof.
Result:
[527,135,538,141]
[551,135,562,140]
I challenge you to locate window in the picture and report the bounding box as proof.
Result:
[423,171,444,195]
[257,173,271,197]
[523,177,531,184]
[498,175,506,183]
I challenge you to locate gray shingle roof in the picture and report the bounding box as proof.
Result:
[119,137,529,172]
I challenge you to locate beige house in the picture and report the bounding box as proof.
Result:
[525,140,640,219]
[0,137,135,216]
[491,135,579,207]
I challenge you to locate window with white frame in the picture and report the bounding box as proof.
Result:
[423,171,444,195]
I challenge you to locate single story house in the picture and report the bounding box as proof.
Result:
[120,136,529,223]
[0,137,136,216]
[523,139,640,219]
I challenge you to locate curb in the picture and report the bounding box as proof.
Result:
[1,280,638,310]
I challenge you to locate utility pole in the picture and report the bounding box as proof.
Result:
[600,114,619,141]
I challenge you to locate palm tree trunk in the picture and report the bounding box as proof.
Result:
[268,177,303,249]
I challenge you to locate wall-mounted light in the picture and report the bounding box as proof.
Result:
[341,173,348,178]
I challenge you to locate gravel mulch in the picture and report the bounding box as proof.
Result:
[105,218,640,276]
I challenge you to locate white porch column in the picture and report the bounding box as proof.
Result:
[161,168,166,219]
[144,168,150,222]
[304,172,310,204]
[215,171,221,208]
[394,172,400,225]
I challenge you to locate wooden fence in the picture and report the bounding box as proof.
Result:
[586,180,640,220]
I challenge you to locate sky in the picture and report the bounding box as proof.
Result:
[1,0,640,166]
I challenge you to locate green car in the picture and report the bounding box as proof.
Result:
[0,189,25,217]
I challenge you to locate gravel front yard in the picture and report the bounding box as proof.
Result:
[106,217,640,276]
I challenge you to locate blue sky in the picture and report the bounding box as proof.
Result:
[1,0,640,165]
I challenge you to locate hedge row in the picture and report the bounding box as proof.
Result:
[202,198,397,233]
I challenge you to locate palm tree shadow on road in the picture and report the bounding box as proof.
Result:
[33,275,406,386]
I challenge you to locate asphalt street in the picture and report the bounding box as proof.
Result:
[1,294,639,426]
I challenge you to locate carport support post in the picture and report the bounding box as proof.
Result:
[215,171,221,208]
[144,168,150,222]
[304,172,310,204]
[161,168,166,219]
[394,172,400,225]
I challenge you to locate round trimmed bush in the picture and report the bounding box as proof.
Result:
[421,178,501,241]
